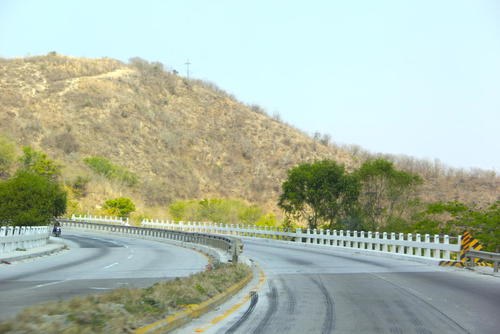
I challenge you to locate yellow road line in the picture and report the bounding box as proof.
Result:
[193,265,267,333]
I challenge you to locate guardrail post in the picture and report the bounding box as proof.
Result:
[366,231,372,250]
[382,232,388,252]
[398,233,405,254]
[434,234,441,259]
[374,231,379,251]
[424,234,431,257]
[294,228,301,243]
[443,235,450,259]
[407,233,414,255]
[325,229,331,245]
[415,234,421,257]
[390,233,396,253]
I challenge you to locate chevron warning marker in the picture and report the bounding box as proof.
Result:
[440,231,492,268]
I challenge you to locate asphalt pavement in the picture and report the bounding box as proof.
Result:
[0,231,208,321]
[176,238,500,334]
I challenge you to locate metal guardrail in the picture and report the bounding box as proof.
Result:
[141,219,461,261]
[465,249,500,272]
[57,219,242,263]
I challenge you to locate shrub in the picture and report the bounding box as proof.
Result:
[0,172,67,226]
[103,197,136,217]
[83,157,138,187]
[168,198,268,225]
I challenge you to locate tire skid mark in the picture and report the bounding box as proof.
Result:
[371,273,471,334]
[310,276,335,334]
[251,280,278,334]
[225,291,259,334]
[279,277,296,315]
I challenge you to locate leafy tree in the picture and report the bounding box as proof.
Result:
[0,137,16,179]
[278,160,360,230]
[103,197,136,217]
[0,172,67,226]
[356,159,422,230]
[20,146,61,181]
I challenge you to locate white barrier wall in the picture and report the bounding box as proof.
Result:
[140,219,461,261]
[0,226,51,253]
[71,214,129,225]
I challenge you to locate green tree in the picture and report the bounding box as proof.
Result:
[0,137,16,179]
[0,172,67,226]
[20,146,61,181]
[419,201,500,252]
[356,159,422,230]
[278,160,360,229]
[103,197,136,217]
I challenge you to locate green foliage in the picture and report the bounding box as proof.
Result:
[385,201,499,252]
[0,137,16,179]
[255,213,277,227]
[20,146,61,181]
[103,197,136,217]
[83,157,138,187]
[0,171,67,226]
[168,198,267,225]
[278,160,360,229]
[355,158,422,230]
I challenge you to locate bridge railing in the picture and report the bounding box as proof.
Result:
[58,219,242,263]
[141,219,461,261]
[0,226,51,253]
[71,214,129,225]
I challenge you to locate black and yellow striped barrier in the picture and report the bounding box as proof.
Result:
[439,231,492,268]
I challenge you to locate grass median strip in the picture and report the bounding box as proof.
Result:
[0,263,251,334]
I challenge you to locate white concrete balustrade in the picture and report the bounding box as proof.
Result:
[140,219,461,261]
[0,226,51,253]
[71,214,129,225]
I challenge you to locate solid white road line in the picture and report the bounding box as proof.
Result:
[29,280,67,289]
[103,262,119,269]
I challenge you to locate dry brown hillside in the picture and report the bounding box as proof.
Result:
[0,54,498,216]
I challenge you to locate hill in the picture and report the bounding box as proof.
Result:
[0,54,498,218]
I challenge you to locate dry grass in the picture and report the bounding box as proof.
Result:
[0,263,251,334]
[0,53,498,217]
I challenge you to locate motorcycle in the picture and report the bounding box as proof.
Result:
[52,226,61,237]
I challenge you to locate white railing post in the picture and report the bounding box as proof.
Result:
[434,234,441,259]
[424,234,431,257]
[382,232,388,252]
[443,235,450,259]
[398,233,405,254]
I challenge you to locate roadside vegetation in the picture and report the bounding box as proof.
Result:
[0,263,251,334]
[168,198,277,226]
[0,141,67,226]
[279,158,499,252]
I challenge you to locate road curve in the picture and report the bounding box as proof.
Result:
[0,231,208,321]
[179,238,500,334]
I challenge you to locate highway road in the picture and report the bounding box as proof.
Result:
[0,231,207,322]
[179,238,500,334]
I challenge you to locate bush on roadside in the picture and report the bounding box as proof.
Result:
[0,172,67,226]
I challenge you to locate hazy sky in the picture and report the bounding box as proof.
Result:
[1,0,499,170]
